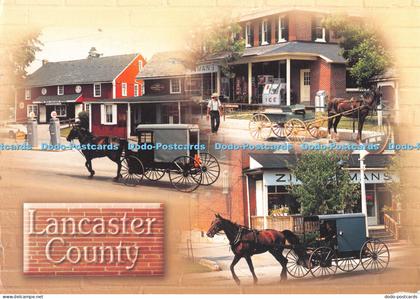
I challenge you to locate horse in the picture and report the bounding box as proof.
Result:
[206,214,308,285]
[327,87,382,143]
[66,124,125,180]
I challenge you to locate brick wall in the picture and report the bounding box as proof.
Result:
[23,203,164,276]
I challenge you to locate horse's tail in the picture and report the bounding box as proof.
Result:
[282,229,300,247]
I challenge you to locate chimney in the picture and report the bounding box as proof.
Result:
[42,59,48,66]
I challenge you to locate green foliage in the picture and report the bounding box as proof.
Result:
[288,151,359,216]
[187,19,245,78]
[385,155,402,205]
[78,111,89,130]
[323,15,391,89]
[300,231,320,247]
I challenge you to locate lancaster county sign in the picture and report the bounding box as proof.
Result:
[23,203,164,276]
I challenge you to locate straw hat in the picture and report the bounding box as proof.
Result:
[211,92,219,98]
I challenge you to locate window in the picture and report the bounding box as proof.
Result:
[245,23,253,47]
[54,105,67,117]
[94,83,101,97]
[84,103,90,114]
[138,60,143,70]
[134,83,139,97]
[27,105,38,117]
[141,83,145,96]
[267,185,300,215]
[278,16,288,42]
[314,17,326,42]
[57,85,64,95]
[100,104,117,125]
[303,71,311,85]
[261,20,270,45]
[170,79,181,94]
[25,89,31,100]
[122,82,127,96]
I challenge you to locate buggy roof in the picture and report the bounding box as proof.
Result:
[304,213,365,221]
[135,124,199,131]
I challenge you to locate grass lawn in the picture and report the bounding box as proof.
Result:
[181,259,214,274]
[60,126,71,138]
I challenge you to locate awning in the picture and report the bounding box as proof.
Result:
[33,94,83,105]
[84,94,194,104]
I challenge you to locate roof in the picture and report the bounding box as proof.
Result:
[33,94,82,104]
[136,124,199,131]
[84,94,193,104]
[202,42,346,64]
[303,213,366,221]
[248,153,392,170]
[137,51,192,80]
[26,54,139,87]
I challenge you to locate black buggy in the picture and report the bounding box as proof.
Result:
[119,124,220,193]
[286,213,390,278]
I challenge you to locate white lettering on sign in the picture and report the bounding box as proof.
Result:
[195,64,219,74]
[264,170,396,186]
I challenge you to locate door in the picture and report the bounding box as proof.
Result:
[300,69,311,103]
[39,105,46,123]
[366,187,378,226]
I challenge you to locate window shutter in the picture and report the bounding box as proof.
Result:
[100,105,105,124]
[311,17,316,41]
[258,23,262,45]
[284,15,289,41]
[325,28,330,42]
[275,19,279,43]
[250,26,254,45]
[267,20,271,44]
[112,105,117,125]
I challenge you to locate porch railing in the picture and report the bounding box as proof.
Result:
[384,213,401,240]
[250,215,319,234]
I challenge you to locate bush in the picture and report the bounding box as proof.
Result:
[78,111,89,130]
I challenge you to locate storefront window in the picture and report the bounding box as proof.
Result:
[54,105,67,117]
[267,185,300,215]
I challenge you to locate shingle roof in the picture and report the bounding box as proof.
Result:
[248,153,392,170]
[33,94,82,104]
[137,51,192,80]
[26,53,139,87]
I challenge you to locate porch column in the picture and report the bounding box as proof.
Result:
[216,68,221,95]
[248,62,252,104]
[127,103,131,138]
[178,101,181,124]
[395,81,400,124]
[263,183,268,229]
[89,104,92,132]
[286,58,291,106]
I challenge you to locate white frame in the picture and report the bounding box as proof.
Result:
[278,16,287,42]
[122,82,127,97]
[261,19,269,45]
[170,78,181,94]
[25,88,31,100]
[26,104,38,117]
[141,82,145,96]
[100,104,117,125]
[134,83,139,97]
[138,60,143,70]
[57,85,64,95]
[93,83,101,97]
[54,105,67,117]
[245,22,252,47]
[314,16,326,42]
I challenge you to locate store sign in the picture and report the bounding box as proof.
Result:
[195,63,219,74]
[23,203,164,276]
[150,82,166,92]
[264,170,395,186]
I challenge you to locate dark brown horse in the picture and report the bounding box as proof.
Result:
[327,88,382,142]
[66,124,125,180]
[206,214,307,285]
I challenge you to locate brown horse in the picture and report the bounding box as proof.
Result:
[327,88,382,142]
[206,214,307,285]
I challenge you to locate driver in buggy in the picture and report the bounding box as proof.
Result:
[320,220,337,249]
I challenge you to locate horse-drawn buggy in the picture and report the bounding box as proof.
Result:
[120,124,220,192]
[286,213,390,278]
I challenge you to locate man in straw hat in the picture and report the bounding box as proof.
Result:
[207,93,223,134]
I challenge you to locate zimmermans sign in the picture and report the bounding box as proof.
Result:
[23,203,164,276]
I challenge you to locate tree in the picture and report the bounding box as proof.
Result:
[323,15,391,89]
[288,151,359,216]
[186,18,245,78]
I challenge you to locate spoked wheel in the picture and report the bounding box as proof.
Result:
[169,155,202,192]
[249,113,272,140]
[120,155,144,187]
[361,118,391,154]
[285,118,306,143]
[144,168,166,181]
[309,247,338,278]
[272,123,286,138]
[197,152,220,186]
[337,257,360,272]
[360,239,390,273]
[286,249,310,278]
[307,118,326,138]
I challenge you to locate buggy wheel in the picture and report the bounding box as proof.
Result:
[284,119,306,143]
[120,155,144,187]
[286,249,310,278]
[306,118,325,138]
[337,257,360,272]
[272,123,286,138]
[360,239,390,273]
[169,155,202,192]
[144,168,166,181]
[361,118,391,154]
[198,152,220,186]
[249,113,272,140]
[309,247,338,278]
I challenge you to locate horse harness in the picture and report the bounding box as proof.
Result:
[230,227,259,250]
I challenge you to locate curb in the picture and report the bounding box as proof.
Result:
[198,258,222,271]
